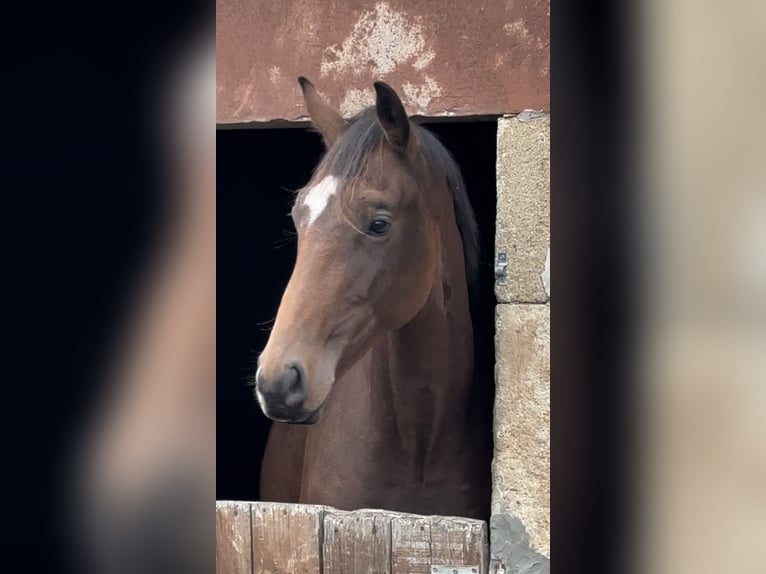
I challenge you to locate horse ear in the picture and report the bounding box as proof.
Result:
[373,81,410,153]
[298,77,346,147]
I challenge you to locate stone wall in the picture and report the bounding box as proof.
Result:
[491,113,550,573]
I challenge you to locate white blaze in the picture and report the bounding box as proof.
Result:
[303,175,338,226]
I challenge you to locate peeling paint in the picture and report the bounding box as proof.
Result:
[268,65,281,84]
[339,87,375,116]
[217,0,550,123]
[541,247,550,299]
[504,19,531,40]
[320,3,433,77]
[517,109,549,122]
[233,81,255,117]
[412,48,436,70]
[402,76,442,111]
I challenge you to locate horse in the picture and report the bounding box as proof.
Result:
[255,77,491,520]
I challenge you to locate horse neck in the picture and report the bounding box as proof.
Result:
[367,215,475,465]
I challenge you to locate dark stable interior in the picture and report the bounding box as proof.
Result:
[217,120,498,506]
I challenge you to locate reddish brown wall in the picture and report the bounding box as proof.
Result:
[216,0,549,124]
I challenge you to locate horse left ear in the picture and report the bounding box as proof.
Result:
[298,76,347,147]
[373,81,410,153]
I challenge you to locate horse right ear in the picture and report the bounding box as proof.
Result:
[373,81,410,153]
[298,77,347,147]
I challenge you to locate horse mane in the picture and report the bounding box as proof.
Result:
[316,107,480,293]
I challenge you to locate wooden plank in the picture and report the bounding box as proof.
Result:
[251,501,323,574]
[323,509,392,574]
[216,500,252,574]
[391,513,488,574]
[429,516,488,574]
[216,501,487,574]
[391,515,432,574]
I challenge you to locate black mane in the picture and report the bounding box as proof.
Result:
[316,107,480,292]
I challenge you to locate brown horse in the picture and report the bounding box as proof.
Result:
[255,77,490,520]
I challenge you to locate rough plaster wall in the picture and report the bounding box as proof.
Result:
[216,0,550,123]
[495,113,550,304]
[492,115,550,573]
[493,307,550,565]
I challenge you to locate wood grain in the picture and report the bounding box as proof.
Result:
[216,501,488,574]
[391,515,432,574]
[323,509,392,574]
[216,501,253,574]
[429,516,488,574]
[251,502,323,574]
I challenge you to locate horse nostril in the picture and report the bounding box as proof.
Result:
[281,364,307,407]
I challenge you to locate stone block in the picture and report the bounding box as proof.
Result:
[496,114,550,303]
[493,304,550,557]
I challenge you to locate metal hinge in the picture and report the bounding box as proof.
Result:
[494,251,508,285]
[431,567,480,574]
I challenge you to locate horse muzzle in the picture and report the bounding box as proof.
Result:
[255,363,321,424]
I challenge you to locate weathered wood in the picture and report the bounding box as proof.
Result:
[216,501,488,574]
[216,501,252,574]
[323,509,392,574]
[391,515,432,574]
[391,514,489,574]
[430,516,488,574]
[251,501,323,574]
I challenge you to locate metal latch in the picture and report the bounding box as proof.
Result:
[494,251,508,285]
[431,567,480,574]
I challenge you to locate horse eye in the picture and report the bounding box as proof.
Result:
[367,219,390,235]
